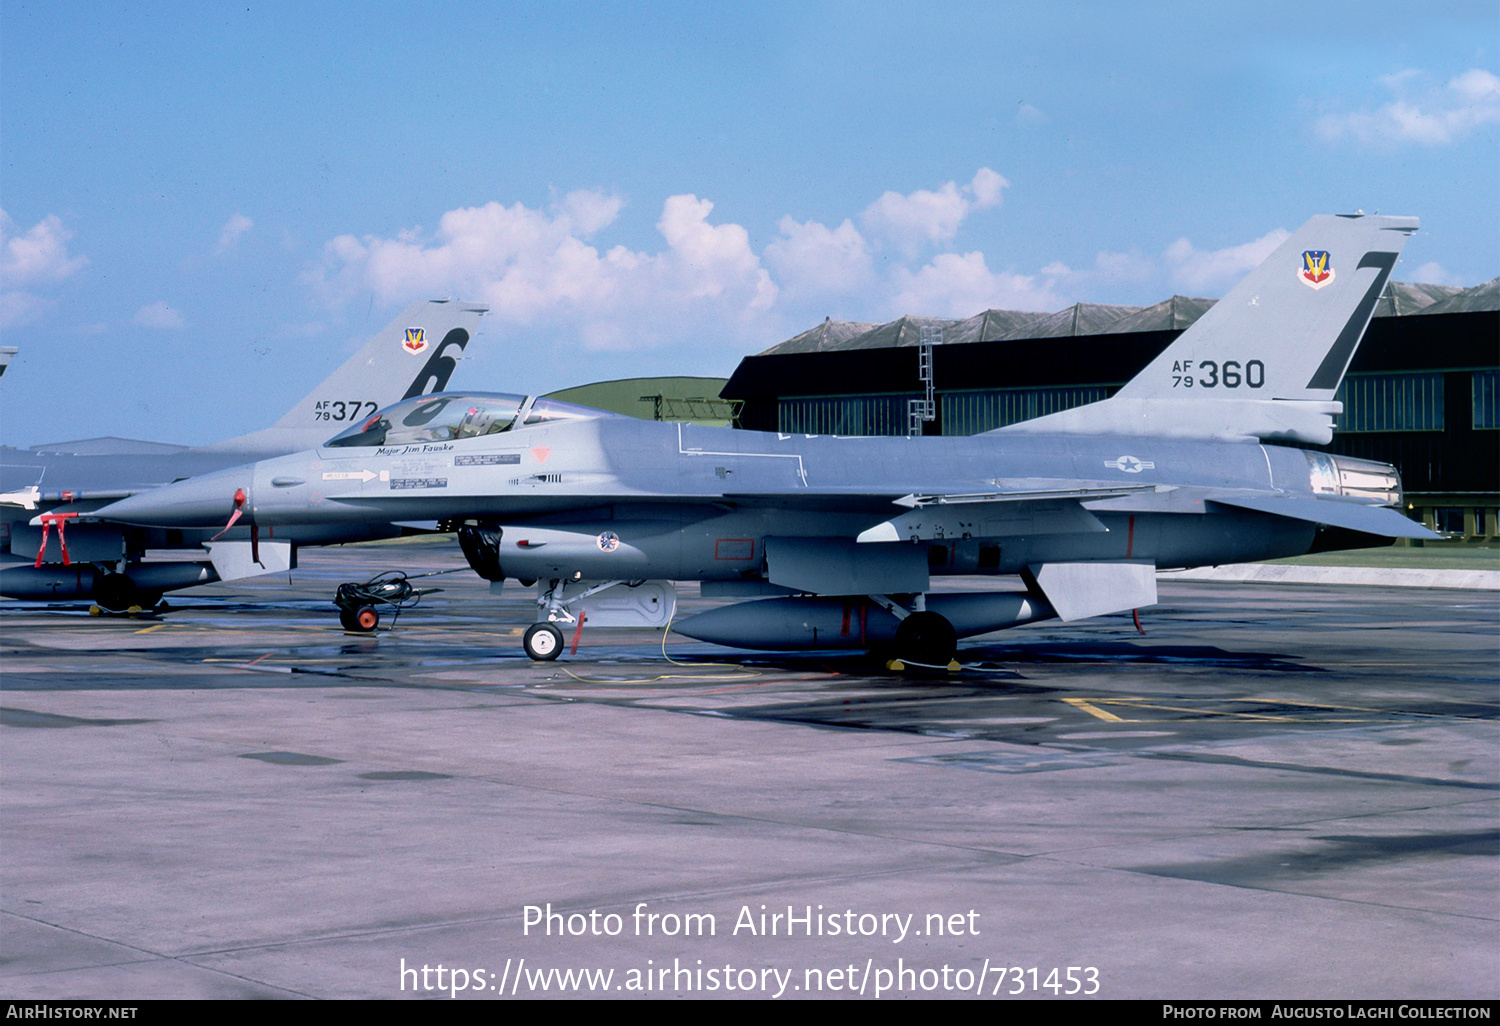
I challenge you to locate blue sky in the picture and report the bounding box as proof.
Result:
[3,1,1496,446]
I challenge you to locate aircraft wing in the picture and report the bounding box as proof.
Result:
[891,484,1157,507]
[714,481,1153,516]
[846,484,1158,543]
[23,437,194,456]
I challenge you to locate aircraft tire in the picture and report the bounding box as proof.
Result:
[92,573,139,612]
[895,610,958,666]
[523,623,564,661]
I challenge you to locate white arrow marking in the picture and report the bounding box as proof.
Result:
[321,470,378,483]
[0,486,40,510]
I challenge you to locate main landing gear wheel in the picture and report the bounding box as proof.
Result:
[341,605,380,632]
[92,572,140,613]
[523,623,564,661]
[895,610,958,667]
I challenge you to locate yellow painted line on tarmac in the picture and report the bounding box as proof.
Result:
[132,623,170,634]
[1239,697,1387,715]
[1063,698,1129,722]
[1065,695,1375,724]
[1113,700,1297,722]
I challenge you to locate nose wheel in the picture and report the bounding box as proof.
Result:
[523,623,564,661]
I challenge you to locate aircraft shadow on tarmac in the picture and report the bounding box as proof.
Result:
[714,638,1319,677]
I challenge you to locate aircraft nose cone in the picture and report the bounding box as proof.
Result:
[93,468,252,528]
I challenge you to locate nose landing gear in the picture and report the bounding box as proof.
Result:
[522,622,565,661]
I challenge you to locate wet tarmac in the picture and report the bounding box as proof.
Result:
[2,539,1496,999]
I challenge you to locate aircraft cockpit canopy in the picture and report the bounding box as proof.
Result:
[324,393,599,448]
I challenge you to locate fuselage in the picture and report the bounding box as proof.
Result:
[95,404,1346,584]
[0,441,403,601]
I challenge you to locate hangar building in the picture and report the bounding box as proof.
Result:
[721,280,1500,539]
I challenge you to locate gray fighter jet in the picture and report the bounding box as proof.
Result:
[94,214,1436,663]
[1,300,486,609]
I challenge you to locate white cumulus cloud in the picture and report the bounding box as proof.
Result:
[301,176,1333,369]
[1,211,87,285]
[655,195,776,309]
[1410,261,1463,286]
[1016,102,1048,127]
[0,210,88,327]
[1039,249,1157,299]
[888,251,1065,317]
[763,216,874,296]
[0,291,53,329]
[134,301,186,329]
[1317,68,1500,147]
[861,168,1010,254]
[557,189,625,236]
[1163,228,1290,294]
[216,213,254,253]
[309,189,776,351]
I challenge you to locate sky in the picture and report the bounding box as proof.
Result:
[2,1,1497,447]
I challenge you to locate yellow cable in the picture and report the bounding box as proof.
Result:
[554,604,761,685]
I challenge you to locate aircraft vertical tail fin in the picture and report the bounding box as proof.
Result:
[1115,213,1418,402]
[997,213,1418,444]
[200,299,487,455]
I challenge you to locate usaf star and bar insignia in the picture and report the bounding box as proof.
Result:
[1105,455,1155,474]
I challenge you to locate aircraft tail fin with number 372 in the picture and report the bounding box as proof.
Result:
[997,213,1419,445]
[1,299,487,608]
[201,299,489,456]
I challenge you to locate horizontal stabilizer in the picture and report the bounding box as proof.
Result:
[998,397,1345,445]
[1024,561,1157,621]
[1207,495,1438,539]
[25,437,192,456]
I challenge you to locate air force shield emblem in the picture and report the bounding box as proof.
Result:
[403,327,427,354]
[1299,250,1334,290]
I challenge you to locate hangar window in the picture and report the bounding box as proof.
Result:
[1333,373,1444,433]
[778,395,908,436]
[1474,370,1498,430]
[942,386,1111,435]
[1434,507,1466,534]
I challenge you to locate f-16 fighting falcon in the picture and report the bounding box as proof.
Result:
[92,214,1436,664]
[1,300,486,610]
